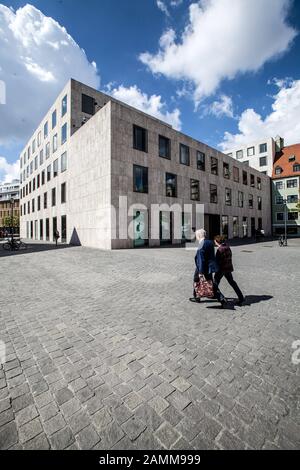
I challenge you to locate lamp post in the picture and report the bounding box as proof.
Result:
[10,197,14,243]
[283,198,287,246]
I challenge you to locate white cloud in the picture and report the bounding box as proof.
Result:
[108,84,182,130]
[0,3,100,146]
[220,79,300,150]
[156,0,183,16]
[141,0,297,104]
[205,94,234,119]
[0,156,19,183]
[156,1,170,16]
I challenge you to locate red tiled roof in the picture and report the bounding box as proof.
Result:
[272,143,300,179]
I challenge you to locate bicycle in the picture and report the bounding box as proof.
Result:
[278,236,287,247]
[2,239,27,251]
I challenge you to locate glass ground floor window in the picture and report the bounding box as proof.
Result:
[242,217,248,237]
[221,215,229,238]
[61,215,67,243]
[233,216,239,237]
[133,210,148,247]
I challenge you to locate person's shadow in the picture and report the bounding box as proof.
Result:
[242,295,273,305]
[205,295,273,310]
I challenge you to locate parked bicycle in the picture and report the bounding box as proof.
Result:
[278,235,287,247]
[2,238,27,251]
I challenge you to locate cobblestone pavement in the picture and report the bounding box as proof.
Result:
[0,239,300,450]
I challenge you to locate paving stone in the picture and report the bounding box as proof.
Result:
[76,424,100,450]
[69,410,91,435]
[155,422,181,449]
[124,392,144,411]
[167,390,191,412]
[98,421,125,448]
[19,417,43,444]
[39,402,59,422]
[134,403,163,431]
[16,404,39,427]
[43,413,66,436]
[112,404,133,425]
[23,433,50,450]
[55,387,74,406]
[50,427,75,450]
[171,377,192,393]
[93,407,113,431]
[121,416,147,441]
[0,422,18,449]
[12,393,34,412]
[0,408,14,427]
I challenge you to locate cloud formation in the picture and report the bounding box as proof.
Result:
[0,156,19,183]
[141,0,297,104]
[204,95,234,119]
[0,4,100,146]
[108,84,181,130]
[220,79,300,150]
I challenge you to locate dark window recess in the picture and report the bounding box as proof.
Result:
[190,179,200,201]
[180,144,190,166]
[133,165,148,193]
[243,171,248,185]
[159,135,171,159]
[250,174,255,187]
[82,94,95,115]
[210,184,218,203]
[166,173,177,198]
[223,162,230,179]
[133,125,148,152]
[61,183,66,203]
[197,151,205,171]
[211,157,218,175]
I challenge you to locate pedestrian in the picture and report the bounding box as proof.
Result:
[54,229,60,247]
[214,235,245,306]
[190,229,227,307]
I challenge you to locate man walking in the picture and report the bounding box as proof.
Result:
[54,229,60,247]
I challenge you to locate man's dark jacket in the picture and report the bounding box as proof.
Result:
[195,239,218,275]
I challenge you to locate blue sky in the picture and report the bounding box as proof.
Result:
[0,0,300,181]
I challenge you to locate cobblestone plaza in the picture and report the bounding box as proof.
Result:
[0,240,299,450]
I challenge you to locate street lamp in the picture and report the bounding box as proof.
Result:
[283,198,288,246]
[10,197,14,242]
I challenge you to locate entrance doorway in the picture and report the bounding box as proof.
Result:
[133,210,148,247]
[160,211,172,245]
[205,214,220,240]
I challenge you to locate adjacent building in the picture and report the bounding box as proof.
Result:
[0,179,20,235]
[19,79,272,249]
[226,136,285,177]
[272,144,300,237]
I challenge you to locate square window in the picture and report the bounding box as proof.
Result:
[247,147,255,156]
[259,143,267,153]
[82,94,95,115]
[259,156,267,166]
[236,150,243,159]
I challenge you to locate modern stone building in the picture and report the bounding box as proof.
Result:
[19,79,271,249]
[272,143,300,237]
[225,136,285,177]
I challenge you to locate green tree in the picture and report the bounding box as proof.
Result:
[3,215,19,228]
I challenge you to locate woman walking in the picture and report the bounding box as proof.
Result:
[214,235,245,306]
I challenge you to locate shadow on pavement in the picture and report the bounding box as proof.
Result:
[243,295,273,305]
[0,243,72,258]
